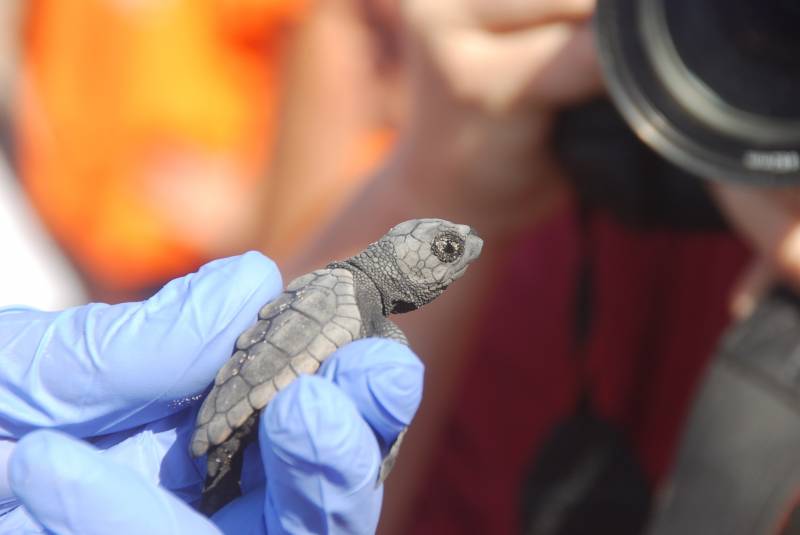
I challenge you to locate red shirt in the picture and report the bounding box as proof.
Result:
[411,200,750,533]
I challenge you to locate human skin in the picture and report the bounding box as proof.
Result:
[147,0,407,272]
[258,0,408,262]
[710,183,800,318]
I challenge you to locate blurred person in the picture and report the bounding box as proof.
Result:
[260,0,407,260]
[4,0,793,533]
[15,0,404,303]
[281,0,800,533]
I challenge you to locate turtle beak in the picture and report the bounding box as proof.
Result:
[464,229,483,262]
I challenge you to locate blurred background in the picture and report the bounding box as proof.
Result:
[3,1,800,534]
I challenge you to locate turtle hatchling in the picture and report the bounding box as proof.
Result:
[191,218,483,514]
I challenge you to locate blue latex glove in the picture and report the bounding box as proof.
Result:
[0,252,424,534]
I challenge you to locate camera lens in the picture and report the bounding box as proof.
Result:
[666,0,800,121]
[595,0,800,185]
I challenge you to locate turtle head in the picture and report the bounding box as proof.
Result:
[377,218,483,313]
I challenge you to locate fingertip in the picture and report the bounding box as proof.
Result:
[188,251,284,352]
[777,226,800,283]
[321,338,425,394]
[260,377,383,534]
[360,339,425,428]
[4,252,285,438]
[230,251,283,291]
[115,251,284,403]
[320,339,424,448]
[9,430,79,492]
[189,251,283,312]
[261,376,380,489]
[367,348,425,425]
[9,430,105,526]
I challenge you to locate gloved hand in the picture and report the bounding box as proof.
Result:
[0,252,424,534]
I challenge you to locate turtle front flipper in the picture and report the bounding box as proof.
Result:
[374,317,408,345]
[379,427,407,483]
[371,317,410,483]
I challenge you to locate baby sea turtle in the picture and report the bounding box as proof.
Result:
[191,218,483,514]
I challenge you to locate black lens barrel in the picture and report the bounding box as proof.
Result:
[595,0,800,185]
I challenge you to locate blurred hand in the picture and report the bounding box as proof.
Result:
[0,253,423,534]
[711,183,800,318]
[394,0,603,229]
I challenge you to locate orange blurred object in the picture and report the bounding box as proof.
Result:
[16,0,307,292]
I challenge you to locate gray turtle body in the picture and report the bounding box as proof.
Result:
[192,218,483,514]
[191,268,362,459]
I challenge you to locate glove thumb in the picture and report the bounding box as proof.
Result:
[9,430,220,535]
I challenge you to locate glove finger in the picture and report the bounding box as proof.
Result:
[89,408,205,499]
[319,338,424,453]
[8,430,221,535]
[0,251,282,439]
[2,408,207,516]
[261,376,383,535]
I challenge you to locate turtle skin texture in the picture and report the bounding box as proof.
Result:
[191,218,483,515]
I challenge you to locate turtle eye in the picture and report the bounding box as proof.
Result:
[431,231,465,263]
